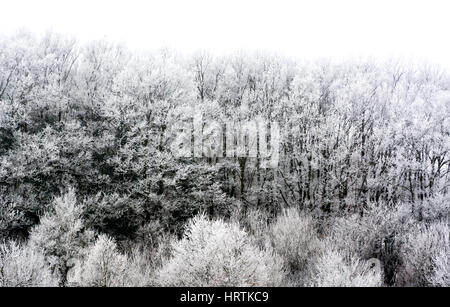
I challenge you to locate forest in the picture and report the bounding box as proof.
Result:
[0,31,449,287]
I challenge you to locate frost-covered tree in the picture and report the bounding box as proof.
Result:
[157,215,285,286]
[270,208,323,272]
[310,249,383,287]
[398,221,449,286]
[29,188,94,286]
[326,203,413,285]
[68,234,160,287]
[0,241,57,287]
[68,234,128,287]
[428,249,449,287]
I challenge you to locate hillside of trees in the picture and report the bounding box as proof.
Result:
[0,31,449,287]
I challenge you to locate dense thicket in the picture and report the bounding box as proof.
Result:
[0,32,449,287]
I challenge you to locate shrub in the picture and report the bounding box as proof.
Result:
[326,203,412,285]
[270,208,323,272]
[0,241,58,287]
[129,231,176,286]
[69,235,162,287]
[232,207,271,248]
[0,201,29,240]
[310,249,383,287]
[428,249,449,287]
[157,214,285,286]
[122,244,157,287]
[398,221,449,286]
[68,234,128,287]
[417,192,450,223]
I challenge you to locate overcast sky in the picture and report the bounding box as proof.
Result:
[1,0,450,68]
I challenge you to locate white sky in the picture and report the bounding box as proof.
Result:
[1,0,450,68]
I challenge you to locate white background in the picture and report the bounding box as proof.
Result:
[1,0,450,68]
